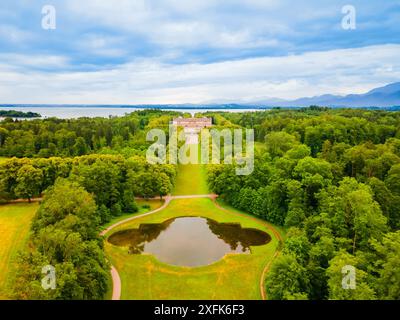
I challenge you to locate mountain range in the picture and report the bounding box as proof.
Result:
[2,82,399,110]
[205,82,400,108]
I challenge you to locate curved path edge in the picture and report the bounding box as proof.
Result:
[100,196,172,237]
[100,194,215,300]
[100,195,173,300]
[110,266,121,300]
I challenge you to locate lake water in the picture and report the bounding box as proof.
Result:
[0,106,265,119]
[108,216,271,267]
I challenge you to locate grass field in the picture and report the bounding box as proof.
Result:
[100,199,164,231]
[0,157,10,164]
[104,197,282,299]
[173,164,208,195]
[0,202,38,299]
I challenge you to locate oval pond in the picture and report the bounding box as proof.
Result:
[108,217,271,267]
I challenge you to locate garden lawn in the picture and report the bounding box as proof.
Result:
[104,197,282,300]
[173,164,208,195]
[100,199,164,231]
[0,157,10,164]
[0,202,38,299]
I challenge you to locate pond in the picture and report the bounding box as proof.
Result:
[108,217,271,267]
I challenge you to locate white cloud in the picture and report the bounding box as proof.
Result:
[64,0,290,51]
[0,54,69,70]
[0,44,399,104]
[77,34,127,57]
[0,24,34,43]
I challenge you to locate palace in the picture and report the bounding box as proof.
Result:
[171,117,212,129]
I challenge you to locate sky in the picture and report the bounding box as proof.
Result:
[0,0,399,104]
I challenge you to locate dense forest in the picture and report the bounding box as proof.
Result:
[207,107,400,300]
[0,109,182,158]
[0,110,178,299]
[2,107,400,300]
[0,155,176,299]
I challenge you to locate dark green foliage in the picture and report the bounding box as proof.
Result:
[3,108,400,300]
[0,110,180,158]
[0,110,181,300]
[0,155,176,217]
[207,108,400,300]
[265,254,310,300]
[0,110,41,118]
[14,180,109,300]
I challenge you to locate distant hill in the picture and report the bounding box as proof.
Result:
[1,82,399,110]
[253,82,400,108]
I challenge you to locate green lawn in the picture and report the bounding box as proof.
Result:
[0,157,10,164]
[0,202,38,299]
[216,198,287,241]
[104,197,282,300]
[100,199,164,231]
[173,164,209,195]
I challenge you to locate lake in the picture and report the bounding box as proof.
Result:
[0,106,267,119]
[108,216,271,267]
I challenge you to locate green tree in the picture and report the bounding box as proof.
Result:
[265,254,310,300]
[15,179,109,300]
[73,137,88,156]
[15,165,43,201]
[32,179,98,239]
[327,251,375,300]
[385,164,400,195]
[319,178,387,252]
[0,127,8,147]
[265,132,298,158]
[370,232,400,299]
[69,159,122,215]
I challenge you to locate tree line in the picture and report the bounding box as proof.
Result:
[0,109,180,158]
[1,154,176,299]
[0,110,41,118]
[0,109,182,300]
[14,179,110,299]
[0,154,176,222]
[207,108,400,300]
[214,107,400,148]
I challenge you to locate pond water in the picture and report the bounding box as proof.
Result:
[108,217,271,267]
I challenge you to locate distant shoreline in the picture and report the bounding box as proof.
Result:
[0,104,399,111]
[0,104,270,110]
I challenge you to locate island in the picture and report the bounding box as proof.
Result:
[0,110,41,118]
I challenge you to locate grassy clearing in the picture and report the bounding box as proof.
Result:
[0,157,10,164]
[100,199,164,231]
[0,202,38,299]
[105,197,282,300]
[216,198,287,241]
[173,164,208,195]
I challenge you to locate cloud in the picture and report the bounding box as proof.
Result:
[0,44,399,104]
[1,1,399,64]
[0,53,69,71]
[76,34,127,58]
[0,1,399,103]
[0,24,34,44]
